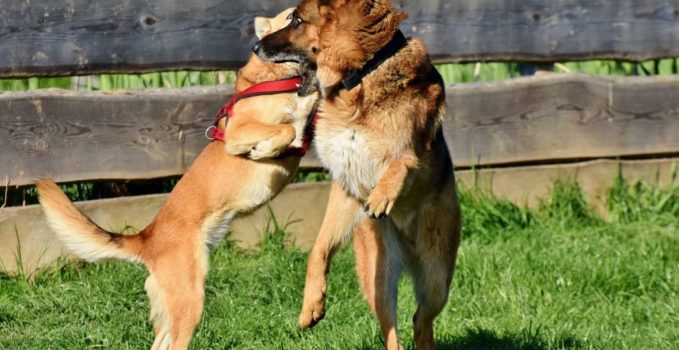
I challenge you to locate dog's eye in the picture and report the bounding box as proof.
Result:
[290,15,303,28]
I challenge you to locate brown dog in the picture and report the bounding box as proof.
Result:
[255,1,462,349]
[36,8,318,350]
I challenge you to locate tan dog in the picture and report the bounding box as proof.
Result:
[255,1,462,349]
[36,8,318,350]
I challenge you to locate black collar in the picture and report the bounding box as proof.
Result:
[341,30,408,91]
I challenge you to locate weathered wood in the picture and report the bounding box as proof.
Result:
[403,0,679,63]
[455,158,679,217]
[2,0,679,77]
[1,73,678,186]
[0,181,330,275]
[0,0,296,77]
[0,86,321,187]
[445,73,679,167]
[3,158,676,275]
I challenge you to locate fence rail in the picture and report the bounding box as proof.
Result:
[2,73,678,186]
[2,0,679,77]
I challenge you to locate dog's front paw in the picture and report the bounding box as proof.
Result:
[298,295,326,329]
[248,126,296,160]
[225,142,251,156]
[248,142,282,160]
[364,187,397,219]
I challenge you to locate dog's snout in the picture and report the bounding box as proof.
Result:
[252,41,262,53]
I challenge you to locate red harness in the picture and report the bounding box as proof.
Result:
[205,76,316,158]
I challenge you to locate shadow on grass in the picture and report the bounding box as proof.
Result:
[361,327,584,350]
[435,327,583,350]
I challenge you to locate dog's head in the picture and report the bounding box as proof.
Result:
[254,0,407,75]
[248,7,320,96]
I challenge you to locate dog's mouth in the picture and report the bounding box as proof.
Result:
[253,41,308,64]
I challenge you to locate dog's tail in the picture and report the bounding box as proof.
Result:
[36,179,145,263]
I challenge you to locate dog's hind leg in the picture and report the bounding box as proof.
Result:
[353,218,404,350]
[146,252,207,350]
[410,196,461,350]
[298,181,362,329]
[147,273,170,350]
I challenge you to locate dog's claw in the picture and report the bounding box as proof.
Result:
[298,303,325,329]
[364,188,396,219]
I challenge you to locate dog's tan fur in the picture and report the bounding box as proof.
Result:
[256,1,462,349]
[36,8,317,350]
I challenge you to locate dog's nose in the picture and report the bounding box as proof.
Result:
[252,41,262,53]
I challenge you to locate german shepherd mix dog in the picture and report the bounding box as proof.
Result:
[36,9,318,350]
[255,0,462,349]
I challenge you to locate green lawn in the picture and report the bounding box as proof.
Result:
[1,179,677,349]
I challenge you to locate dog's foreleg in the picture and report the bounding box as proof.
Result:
[364,156,417,219]
[224,121,296,159]
[298,181,363,329]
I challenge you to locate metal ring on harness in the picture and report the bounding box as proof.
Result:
[204,125,217,140]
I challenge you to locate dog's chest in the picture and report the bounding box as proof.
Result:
[315,126,380,199]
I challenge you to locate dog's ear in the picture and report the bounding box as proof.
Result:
[254,17,271,39]
[388,10,408,30]
[362,0,408,26]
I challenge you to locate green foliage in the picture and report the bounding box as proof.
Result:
[95,71,236,90]
[2,58,678,92]
[539,180,599,227]
[434,62,522,83]
[293,170,331,183]
[458,187,535,242]
[0,77,72,91]
[607,164,679,224]
[0,71,236,92]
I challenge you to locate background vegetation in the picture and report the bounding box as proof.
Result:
[1,59,678,92]
[1,178,677,349]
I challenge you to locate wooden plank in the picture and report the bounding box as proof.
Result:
[403,0,679,63]
[0,0,296,77]
[2,73,678,186]
[2,0,678,77]
[0,181,330,275]
[2,158,676,275]
[445,73,679,167]
[0,85,321,187]
[455,158,678,218]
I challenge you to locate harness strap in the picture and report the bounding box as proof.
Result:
[206,76,316,158]
[214,77,303,121]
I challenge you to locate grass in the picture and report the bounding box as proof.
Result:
[1,178,677,349]
[0,71,237,92]
[1,59,678,92]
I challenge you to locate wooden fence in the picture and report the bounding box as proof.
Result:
[1,0,678,274]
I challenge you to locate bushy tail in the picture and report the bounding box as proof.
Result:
[36,179,145,263]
